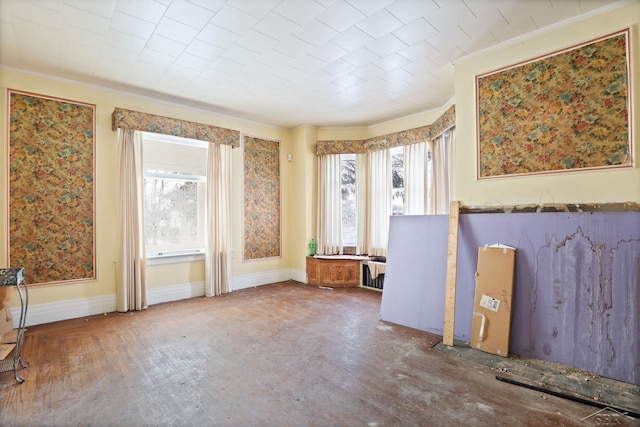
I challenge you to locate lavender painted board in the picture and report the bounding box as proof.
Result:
[457,211,639,385]
[380,215,449,334]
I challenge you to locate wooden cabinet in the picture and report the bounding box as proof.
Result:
[306,256,361,287]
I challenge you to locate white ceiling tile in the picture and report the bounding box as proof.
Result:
[290,54,328,73]
[303,68,334,85]
[138,48,176,67]
[330,26,374,52]
[577,0,618,13]
[91,57,132,81]
[401,57,438,75]
[127,61,165,86]
[365,33,407,57]
[165,0,215,29]
[188,0,227,12]
[109,10,156,39]
[197,67,232,83]
[160,64,203,86]
[274,36,315,60]
[59,40,98,64]
[463,0,514,18]
[308,42,348,63]
[330,74,364,88]
[456,30,500,55]
[0,26,18,64]
[274,0,326,23]
[351,63,385,79]
[100,44,140,65]
[254,12,302,40]
[341,46,380,67]
[256,49,297,70]
[314,0,339,7]
[146,34,187,57]
[392,17,438,46]
[397,40,439,62]
[104,29,147,54]
[372,52,410,71]
[425,26,471,56]
[457,12,505,41]
[65,0,116,17]
[490,13,538,42]
[13,17,60,44]
[62,4,110,34]
[385,0,440,24]
[184,39,225,61]
[291,19,337,47]
[322,58,357,76]
[175,52,211,71]
[358,76,388,90]
[62,25,105,49]
[8,1,62,28]
[114,0,167,23]
[346,0,394,16]
[424,0,476,33]
[316,1,366,32]
[499,1,551,25]
[355,8,403,39]
[226,0,282,19]
[379,67,412,83]
[197,23,241,49]
[221,44,262,65]
[532,1,581,28]
[210,4,260,34]
[236,30,279,53]
[155,17,200,44]
[23,0,63,12]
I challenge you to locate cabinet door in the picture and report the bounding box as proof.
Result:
[306,258,320,285]
[322,262,359,287]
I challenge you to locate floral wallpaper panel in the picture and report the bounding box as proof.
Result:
[476,30,631,178]
[8,90,96,285]
[243,136,281,260]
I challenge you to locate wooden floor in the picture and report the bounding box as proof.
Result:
[0,281,633,426]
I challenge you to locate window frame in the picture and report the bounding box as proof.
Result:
[142,132,208,263]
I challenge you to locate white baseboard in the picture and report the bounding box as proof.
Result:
[11,269,305,327]
[146,281,205,305]
[290,268,307,284]
[232,268,297,291]
[11,294,117,327]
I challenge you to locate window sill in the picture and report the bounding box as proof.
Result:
[147,252,205,266]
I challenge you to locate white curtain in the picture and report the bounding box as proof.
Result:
[403,142,427,215]
[317,154,343,255]
[366,149,391,257]
[115,129,147,312]
[355,153,368,255]
[428,127,455,215]
[205,142,232,297]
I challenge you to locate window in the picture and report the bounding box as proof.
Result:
[142,133,207,258]
[391,146,404,215]
[340,153,357,247]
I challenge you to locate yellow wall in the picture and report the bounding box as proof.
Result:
[0,68,292,309]
[454,3,639,206]
[289,126,318,272]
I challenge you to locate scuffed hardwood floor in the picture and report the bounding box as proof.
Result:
[0,282,614,426]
